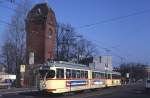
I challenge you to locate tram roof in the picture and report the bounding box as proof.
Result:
[39,61,119,74]
[39,61,120,74]
[49,61,91,70]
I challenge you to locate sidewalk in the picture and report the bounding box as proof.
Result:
[0,88,38,95]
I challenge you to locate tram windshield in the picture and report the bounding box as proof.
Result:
[39,70,55,79]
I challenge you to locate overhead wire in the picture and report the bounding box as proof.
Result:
[5,0,20,6]
[76,9,150,29]
[0,0,27,27]
[75,8,150,64]
[0,19,12,25]
[0,3,149,64]
[0,4,17,12]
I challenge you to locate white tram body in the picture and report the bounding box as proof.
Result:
[39,61,121,93]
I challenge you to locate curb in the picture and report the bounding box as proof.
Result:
[0,88,38,95]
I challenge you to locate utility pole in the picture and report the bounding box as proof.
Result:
[74,36,82,63]
[56,23,59,60]
[105,49,111,79]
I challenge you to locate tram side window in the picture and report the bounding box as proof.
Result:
[81,70,88,79]
[99,72,101,78]
[81,71,84,78]
[72,70,76,78]
[117,75,121,79]
[99,73,102,79]
[118,75,121,79]
[112,74,115,79]
[66,69,88,79]
[95,72,98,78]
[85,71,88,79]
[92,72,100,79]
[92,72,95,79]
[76,70,80,78]
[66,69,71,79]
[97,72,99,78]
[101,73,105,79]
[107,74,111,79]
[56,68,64,78]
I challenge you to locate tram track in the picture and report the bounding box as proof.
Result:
[1,84,149,98]
[58,87,118,98]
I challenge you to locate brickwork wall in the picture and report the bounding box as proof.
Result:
[26,3,56,64]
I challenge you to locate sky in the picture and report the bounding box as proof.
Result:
[0,0,150,66]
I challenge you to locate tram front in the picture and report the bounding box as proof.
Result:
[39,65,55,92]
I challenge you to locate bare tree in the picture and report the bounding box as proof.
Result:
[0,0,32,86]
[78,38,97,58]
[0,40,16,73]
[114,63,147,83]
[56,23,97,63]
[56,23,77,61]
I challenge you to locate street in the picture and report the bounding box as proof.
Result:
[0,83,149,98]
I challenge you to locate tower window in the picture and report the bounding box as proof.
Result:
[36,8,41,15]
[48,31,52,39]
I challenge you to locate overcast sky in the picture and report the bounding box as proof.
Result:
[0,0,150,66]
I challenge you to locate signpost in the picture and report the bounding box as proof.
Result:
[20,65,25,73]
[20,65,26,87]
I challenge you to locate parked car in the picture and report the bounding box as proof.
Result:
[0,79,14,89]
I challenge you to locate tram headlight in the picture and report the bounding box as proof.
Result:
[43,84,46,88]
[42,82,46,88]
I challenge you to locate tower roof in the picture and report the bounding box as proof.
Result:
[27,3,55,20]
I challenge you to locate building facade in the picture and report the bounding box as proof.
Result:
[93,56,113,71]
[79,56,113,71]
[26,3,56,64]
[146,67,150,79]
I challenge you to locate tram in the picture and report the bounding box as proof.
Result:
[38,61,121,93]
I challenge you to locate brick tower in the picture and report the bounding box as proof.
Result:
[26,3,56,64]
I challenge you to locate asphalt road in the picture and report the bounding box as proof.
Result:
[0,83,149,98]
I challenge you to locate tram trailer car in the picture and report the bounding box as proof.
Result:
[39,61,121,93]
